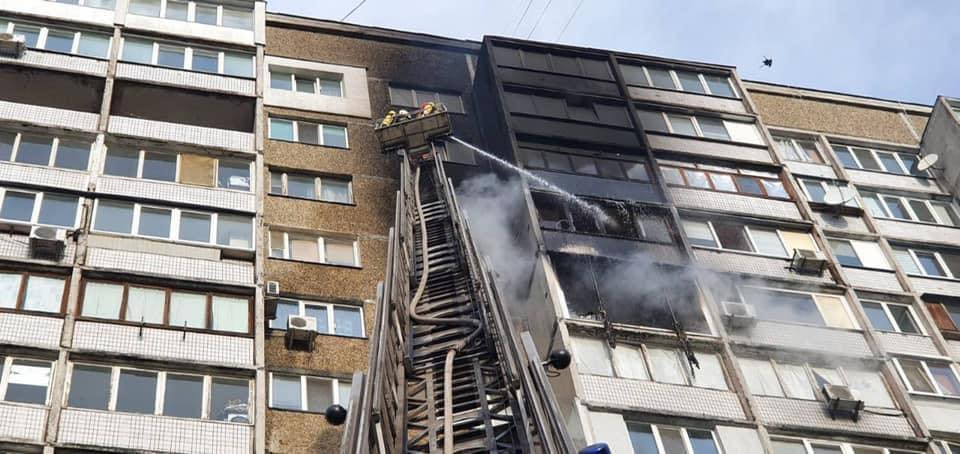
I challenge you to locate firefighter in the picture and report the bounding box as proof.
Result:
[380,110,397,127]
[420,101,436,116]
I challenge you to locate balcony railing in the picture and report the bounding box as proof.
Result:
[116,63,255,97]
[108,116,254,153]
[579,374,746,421]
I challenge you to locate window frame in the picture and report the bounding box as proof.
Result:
[268,170,354,204]
[826,238,891,270]
[269,69,344,97]
[267,299,365,337]
[267,372,351,413]
[0,187,82,229]
[738,285,859,330]
[0,271,69,315]
[741,357,895,407]
[622,64,739,98]
[126,0,254,30]
[90,199,253,250]
[268,230,361,267]
[861,300,925,335]
[771,133,824,163]
[119,36,254,77]
[387,86,465,113]
[863,191,960,226]
[892,357,960,398]
[0,130,94,171]
[797,178,859,207]
[660,164,789,200]
[518,147,650,182]
[4,21,113,59]
[102,145,253,192]
[831,142,929,177]
[894,247,957,279]
[625,421,724,454]
[267,117,349,148]
[64,362,253,422]
[770,436,922,454]
[0,356,55,405]
[681,218,800,259]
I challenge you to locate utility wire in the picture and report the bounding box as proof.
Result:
[511,0,536,35]
[340,0,368,22]
[556,0,585,40]
[526,0,554,39]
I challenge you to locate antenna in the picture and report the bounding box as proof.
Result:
[822,185,854,214]
[916,153,940,172]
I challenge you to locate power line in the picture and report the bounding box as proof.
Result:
[526,0,554,39]
[556,0,584,40]
[340,0,368,22]
[511,0,536,35]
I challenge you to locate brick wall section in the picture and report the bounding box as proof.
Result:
[265,410,342,454]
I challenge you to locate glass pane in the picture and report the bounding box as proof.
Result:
[623,162,649,181]
[812,446,843,454]
[877,152,905,174]
[751,228,787,257]
[626,423,658,454]
[815,295,854,329]
[287,175,316,199]
[6,360,50,404]
[698,117,730,140]
[12,25,41,48]
[16,135,53,165]
[688,429,719,454]
[45,30,75,53]
[898,153,921,175]
[137,206,171,238]
[223,53,253,77]
[852,148,882,171]
[179,212,212,243]
[304,305,328,333]
[899,359,935,393]
[621,65,648,86]
[216,214,252,249]
[82,282,123,319]
[846,369,895,408]
[830,239,862,267]
[542,152,571,171]
[211,378,249,422]
[270,173,283,194]
[68,365,111,410]
[596,159,625,179]
[0,273,20,308]
[290,235,319,261]
[662,167,684,185]
[212,296,249,333]
[570,155,598,175]
[270,300,299,330]
[23,276,63,313]
[741,358,783,396]
[892,248,921,274]
[636,111,669,133]
[862,302,895,332]
[306,377,333,412]
[682,220,717,248]
[736,176,764,195]
[53,140,90,170]
[667,115,696,135]
[39,194,78,227]
[832,146,857,168]
[0,131,14,161]
[908,200,936,223]
[802,180,827,202]
[141,151,176,181]
[121,38,153,64]
[0,191,35,222]
[271,72,292,90]
[76,33,110,58]
[318,78,342,97]
[157,45,185,68]
[94,200,134,233]
[710,173,736,192]
[693,354,727,390]
[271,375,301,410]
[103,147,139,177]
[169,292,206,328]
[116,369,158,414]
[646,68,675,89]
[887,305,919,334]
[658,427,686,454]
[192,51,219,73]
[771,440,807,454]
[916,252,946,277]
[779,363,815,399]
[322,125,348,148]
[571,337,611,376]
[438,93,462,113]
[163,374,203,418]
[217,160,250,190]
[684,170,710,189]
[714,222,751,251]
[647,347,686,385]
[676,71,705,93]
[931,203,960,226]
[334,306,363,337]
[704,75,735,97]
[762,180,789,198]
[929,364,960,396]
[611,346,647,380]
[389,86,414,106]
[128,0,161,16]
[795,139,822,163]
[222,7,253,29]
[812,367,843,388]
[125,286,165,324]
[195,4,218,25]
[338,381,352,406]
[297,122,319,145]
[320,179,351,203]
[860,192,886,217]
[324,238,356,266]
[741,287,824,326]
[164,0,188,20]
[294,76,315,93]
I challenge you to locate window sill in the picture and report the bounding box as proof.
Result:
[0,160,90,174]
[118,60,255,81]
[266,137,349,151]
[666,184,792,202]
[539,226,673,246]
[742,318,864,334]
[267,193,356,207]
[690,245,791,262]
[839,264,895,273]
[874,330,929,339]
[496,64,614,83]
[389,104,467,116]
[267,329,367,341]
[644,130,766,148]
[578,373,729,393]
[267,256,362,270]
[0,307,64,318]
[75,316,254,338]
[87,231,255,257]
[0,220,78,235]
[872,216,960,230]
[525,166,651,184]
[626,83,742,101]
[907,391,960,402]
[267,406,331,415]
[101,174,254,195]
[269,89,345,100]
[508,112,633,130]
[26,47,110,62]
[844,166,934,180]
[904,273,960,284]
[67,407,254,425]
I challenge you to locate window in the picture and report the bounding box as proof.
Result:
[4,22,112,59]
[269,373,351,412]
[92,200,253,249]
[861,301,922,334]
[925,298,960,339]
[80,280,250,333]
[772,134,823,163]
[620,64,738,98]
[739,287,855,329]
[798,178,859,208]
[47,0,116,9]
[434,140,477,166]
[569,336,726,390]
[269,230,360,267]
[126,0,253,29]
[270,70,343,97]
[268,299,365,337]
[268,171,353,203]
[531,192,671,243]
[67,363,251,421]
[0,357,53,405]
[0,131,92,171]
[268,118,348,148]
[626,423,722,454]
[894,358,960,397]
[503,91,631,127]
[771,438,920,454]
[0,188,80,228]
[120,37,254,77]
[388,86,465,113]
[104,146,252,191]
[681,219,810,258]
[859,191,959,226]
[0,272,64,313]
[659,162,788,199]
[831,143,928,177]
[827,239,890,269]
[519,148,649,182]
[637,110,763,144]
[892,246,960,279]
[741,358,894,407]
[492,46,611,79]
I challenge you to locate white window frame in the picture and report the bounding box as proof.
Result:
[267,118,350,148]
[797,178,859,207]
[49,0,117,8]
[64,363,252,422]
[770,436,922,454]
[738,285,859,330]
[0,187,83,229]
[826,238,891,270]
[866,192,959,226]
[628,65,739,98]
[0,130,94,171]
[861,300,925,335]
[771,134,823,163]
[267,372,350,412]
[4,21,113,59]
[831,143,929,177]
[896,247,955,279]
[937,441,960,454]
[569,336,726,390]
[892,357,960,398]
[270,299,365,337]
[90,199,253,250]
[268,171,354,204]
[0,356,55,405]
[102,146,254,192]
[128,0,254,30]
[683,219,795,259]
[269,230,360,267]
[120,37,254,77]
[269,69,344,97]
[626,422,724,454]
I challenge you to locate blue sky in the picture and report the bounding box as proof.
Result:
[269,0,960,105]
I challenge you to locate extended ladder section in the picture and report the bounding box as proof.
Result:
[339,109,574,453]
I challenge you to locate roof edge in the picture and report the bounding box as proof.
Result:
[743,79,932,114]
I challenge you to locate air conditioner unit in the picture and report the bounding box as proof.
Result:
[285,315,317,351]
[29,226,66,260]
[266,281,280,295]
[223,402,250,424]
[790,248,828,275]
[721,301,758,329]
[0,33,26,58]
[822,383,864,421]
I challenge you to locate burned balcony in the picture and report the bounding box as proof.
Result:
[549,251,710,334]
[0,65,103,132]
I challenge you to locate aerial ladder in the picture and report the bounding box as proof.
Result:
[334,104,578,454]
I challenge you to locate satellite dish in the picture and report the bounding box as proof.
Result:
[822,186,853,206]
[916,153,940,172]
